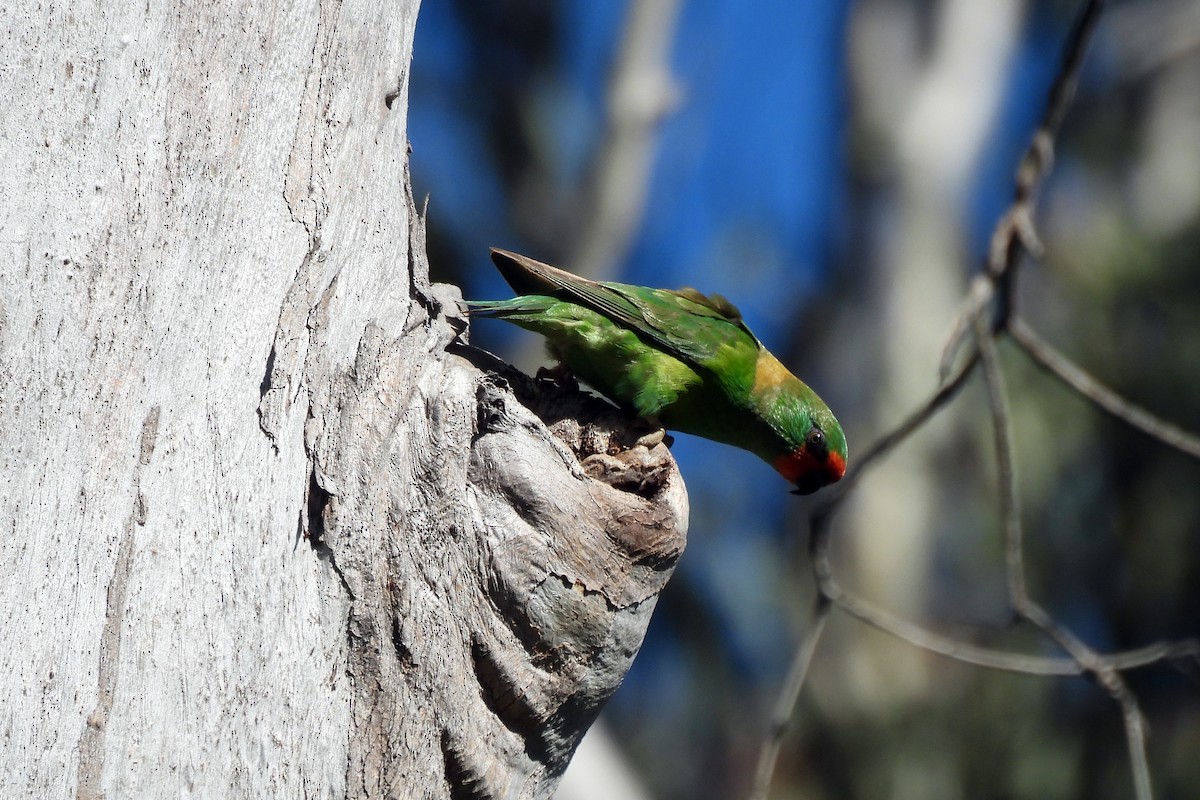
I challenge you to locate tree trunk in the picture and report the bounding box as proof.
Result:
[0,3,687,798]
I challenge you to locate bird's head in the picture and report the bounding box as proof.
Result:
[771,406,848,496]
[746,349,848,495]
[774,425,847,495]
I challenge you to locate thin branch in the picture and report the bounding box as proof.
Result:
[1010,318,1200,461]
[827,349,980,504]
[1108,639,1200,671]
[824,583,1077,676]
[748,503,840,800]
[940,276,994,380]
[1122,696,1156,800]
[748,598,831,800]
[991,0,1103,292]
[940,0,1105,378]
[974,317,1029,607]
[751,312,1192,796]
[821,393,1199,678]
[975,317,1154,800]
[1035,0,1105,147]
[820,573,1200,677]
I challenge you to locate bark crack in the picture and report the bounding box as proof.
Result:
[304,466,352,599]
[260,0,341,445]
[256,235,328,445]
[75,406,159,799]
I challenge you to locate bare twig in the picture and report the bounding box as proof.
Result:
[818,570,1200,677]
[1010,318,1200,460]
[829,350,980,501]
[973,318,1028,605]
[993,0,1103,291]
[975,316,1153,800]
[939,0,1105,378]
[940,278,995,380]
[1109,639,1200,671]
[752,319,1193,796]
[819,374,1200,676]
[1024,0,1105,174]
[748,598,831,800]
[823,582,1073,676]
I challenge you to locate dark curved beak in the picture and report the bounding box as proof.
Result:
[789,473,827,496]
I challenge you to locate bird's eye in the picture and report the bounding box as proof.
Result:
[807,429,824,448]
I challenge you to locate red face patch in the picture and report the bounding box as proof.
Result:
[773,447,845,494]
[826,450,846,482]
[773,449,820,484]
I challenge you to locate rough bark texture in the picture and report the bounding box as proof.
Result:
[0,3,688,798]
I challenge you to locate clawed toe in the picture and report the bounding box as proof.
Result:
[535,363,579,391]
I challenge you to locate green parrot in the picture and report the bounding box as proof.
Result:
[468,249,847,495]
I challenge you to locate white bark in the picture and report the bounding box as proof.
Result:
[0,3,687,798]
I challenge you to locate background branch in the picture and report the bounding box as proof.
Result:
[976,310,1153,800]
[1010,318,1200,460]
[748,599,831,800]
[753,1,1200,796]
[939,0,1104,375]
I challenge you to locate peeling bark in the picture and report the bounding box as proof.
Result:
[0,2,686,798]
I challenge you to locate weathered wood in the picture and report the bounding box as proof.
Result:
[0,2,687,798]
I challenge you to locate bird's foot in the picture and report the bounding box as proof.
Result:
[634,428,665,448]
[632,427,673,450]
[535,363,579,392]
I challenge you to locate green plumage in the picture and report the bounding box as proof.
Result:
[468,249,847,494]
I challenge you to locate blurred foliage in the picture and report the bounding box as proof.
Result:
[411,1,1200,798]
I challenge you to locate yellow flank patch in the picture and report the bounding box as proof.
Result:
[752,349,794,394]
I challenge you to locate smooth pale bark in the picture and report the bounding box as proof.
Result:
[0,3,687,798]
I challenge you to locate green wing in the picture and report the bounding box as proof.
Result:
[488,249,761,371]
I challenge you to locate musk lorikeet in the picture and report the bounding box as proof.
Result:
[467,249,847,495]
